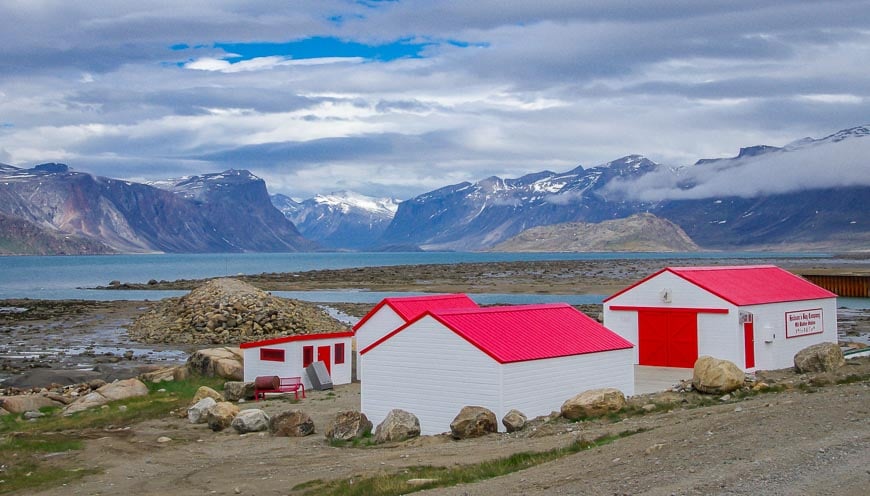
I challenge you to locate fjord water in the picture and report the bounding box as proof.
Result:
[0,251,839,303]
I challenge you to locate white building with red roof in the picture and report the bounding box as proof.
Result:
[603,265,837,371]
[360,303,634,435]
[241,331,354,390]
[352,293,479,381]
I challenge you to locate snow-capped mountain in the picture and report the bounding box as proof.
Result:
[379,155,659,250]
[378,125,869,251]
[272,191,399,250]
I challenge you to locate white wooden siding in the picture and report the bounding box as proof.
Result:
[355,307,404,381]
[745,298,838,370]
[361,316,502,435]
[501,348,635,419]
[602,310,639,362]
[606,272,730,309]
[604,271,838,372]
[696,310,742,365]
[242,336,353,389]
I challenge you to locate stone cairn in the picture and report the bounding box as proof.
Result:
[127,278,345,344]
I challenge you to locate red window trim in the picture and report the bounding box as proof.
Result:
[259,348,285,362]
[302,345,314,368]
[334,343,345,364]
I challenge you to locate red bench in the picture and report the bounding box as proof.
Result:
[254,376,306,401]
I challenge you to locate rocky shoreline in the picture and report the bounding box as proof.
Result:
[3,258,869,390]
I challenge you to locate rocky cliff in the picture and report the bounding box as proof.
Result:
[0,165,314,253]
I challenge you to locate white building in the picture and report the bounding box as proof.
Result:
[361,303,635,435]
[603,265,838,371]
[240,331,354,390]
[352,293,479,381]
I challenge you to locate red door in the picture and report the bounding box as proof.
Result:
[743,321,755,369]
[317,345,331,374]
[638,311,698,368]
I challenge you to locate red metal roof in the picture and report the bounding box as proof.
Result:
[240,331,354,349]
[363,303,633,363]
[604,265,836,306]
[352,293,479,331]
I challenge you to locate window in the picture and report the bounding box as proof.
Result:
[334,343,345,364]
[260,348,285,362]
[302,346,314,368]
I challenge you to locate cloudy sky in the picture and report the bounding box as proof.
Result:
[1,1,868,200]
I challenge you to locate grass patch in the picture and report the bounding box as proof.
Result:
[835,373,870,385]
[0,376,225,494]
[300,429,645,496]
[327,431,374,448]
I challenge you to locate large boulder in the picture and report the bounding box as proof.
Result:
[325,410,373,442]
[450,406,498,439]
[374,409,421,444]
[794,342,845,373]
[270,410,315,437]
[232,409,271,434]
[223,381,255,401]
[139,366,186,383]
[186,347,244,380]
[561,388,626,420]
[191,386,224,405]
[207,401,240,432]
[692,356,744,394]
[502,409,527,433]
[63,379,149,415]
[0,395,64,414]
[97,378,150,401]
[188,397,218,424]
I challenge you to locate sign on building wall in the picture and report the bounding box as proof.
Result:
[785,308,824,338]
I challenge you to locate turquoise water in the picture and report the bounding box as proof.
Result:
[0,251,846,303]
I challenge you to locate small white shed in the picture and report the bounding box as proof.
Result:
[241,331,354,390]
[361,303,635,435]
[353,293,479,381]
[603,265,838,371]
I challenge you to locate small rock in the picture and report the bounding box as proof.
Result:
[188,397,217,424]
[374,409,420,444]
[325,410,373,441]
[450,406,498,439]
[156,436,172,443]
[692,356,744,394]
[407,479,438,486]
[644,443,664,455]
[561,388,626,420]
[270,410,315,437]
[207,401,240,432]
[23,410,45,420]
[502,409,527,433]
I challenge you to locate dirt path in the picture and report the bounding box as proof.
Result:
[29,378,869,496]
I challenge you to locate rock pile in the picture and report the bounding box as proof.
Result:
[127,278,345,344]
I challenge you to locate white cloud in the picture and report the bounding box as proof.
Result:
[184,55,365,73]
[0,1,868,199]
[604,135,870,201]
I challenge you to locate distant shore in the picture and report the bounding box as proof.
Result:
[92,255,870,295]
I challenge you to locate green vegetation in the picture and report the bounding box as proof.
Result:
[0,376,225,494]
[297,429,644,496]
